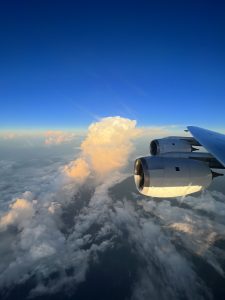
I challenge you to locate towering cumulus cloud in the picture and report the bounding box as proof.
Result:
[64,116,141,181]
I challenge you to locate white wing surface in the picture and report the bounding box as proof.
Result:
[188,126,225,167]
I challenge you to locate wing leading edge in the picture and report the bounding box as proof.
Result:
[188,126,225,168]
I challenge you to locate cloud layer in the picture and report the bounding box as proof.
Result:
[44,130,77,145]
[0,117,225,300]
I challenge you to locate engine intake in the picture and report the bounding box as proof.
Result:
[134,156,212,198]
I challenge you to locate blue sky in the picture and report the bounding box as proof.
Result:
[0,0,225,129]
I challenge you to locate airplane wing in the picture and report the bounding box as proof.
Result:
[188,126,225,168]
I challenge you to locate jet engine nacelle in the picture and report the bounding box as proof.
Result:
[134,156,212,198]
[150,138,194,155]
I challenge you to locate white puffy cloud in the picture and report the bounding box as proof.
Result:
[81,117,140,175]
[63,116,141,182]
[0,192,34,231]
[63,158,90,182]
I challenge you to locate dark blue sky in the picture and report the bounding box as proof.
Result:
[0,0,224,129]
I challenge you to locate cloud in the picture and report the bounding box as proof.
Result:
[137,191,225,279]
[0,175,123,294]
[0,131,41,140]
[0,132,17,140]
[168,222,194,233]
[1,118,225,299]
[1,169,225,299]
[81,117,140,175]
[0,130,84,148]
[63,116,141,181]
[63,158,90,182]
[0,192,34,231]
[111,198,206,300]
[0,147,131,295]
[44,130,77,145]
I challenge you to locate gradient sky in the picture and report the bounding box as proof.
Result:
[0,0,225,129]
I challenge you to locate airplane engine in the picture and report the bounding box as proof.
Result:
[150,138,194,155]
[134,156,212,198]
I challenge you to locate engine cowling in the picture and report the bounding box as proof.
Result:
[134,156,212,198]
[150,138,193,155]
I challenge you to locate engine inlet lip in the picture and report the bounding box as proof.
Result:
[150,140,159,155]
[134,158,146,191]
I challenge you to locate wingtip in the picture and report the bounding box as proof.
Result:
[185,125,193,132]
